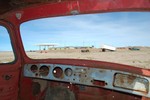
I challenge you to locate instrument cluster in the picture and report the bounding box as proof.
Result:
[24,64,150,98]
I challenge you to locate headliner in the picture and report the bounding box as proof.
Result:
[0,0,150,23]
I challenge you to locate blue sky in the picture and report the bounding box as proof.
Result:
[1,12,150,51]
[0,26,13,51]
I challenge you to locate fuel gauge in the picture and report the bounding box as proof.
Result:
[65,68,73,77]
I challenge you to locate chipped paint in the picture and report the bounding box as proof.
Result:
[1,0,150,99]
[114,73,149,93]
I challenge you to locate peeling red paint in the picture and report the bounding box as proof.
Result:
[0,0,150,100]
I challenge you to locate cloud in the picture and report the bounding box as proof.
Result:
[20,12,150,50]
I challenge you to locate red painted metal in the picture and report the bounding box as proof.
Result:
[1,0,150,23]
[48,81,143,100]
[0,0,150,100]
[0,21,21,99]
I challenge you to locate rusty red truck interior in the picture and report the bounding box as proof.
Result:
[0,0,150,100]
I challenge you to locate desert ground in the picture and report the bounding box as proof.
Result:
[1,47,150,69]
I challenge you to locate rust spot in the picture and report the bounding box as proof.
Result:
[93,80,106,87]
[114,74,136,85]
[127,75,136,84]
[0,88,3,92]
[45,86,75,100]
[119,76,125,84]
[114,73,149,93]
[99,69,106,73]
[32,82,41,96]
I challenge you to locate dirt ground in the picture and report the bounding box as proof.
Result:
[1,47,150,69]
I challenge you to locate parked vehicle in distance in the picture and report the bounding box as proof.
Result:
[101,44,116,52]
[81,49,90,52]
[129,47,140,51]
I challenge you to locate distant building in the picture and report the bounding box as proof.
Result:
[49,46,94,50]
[35,43,58,50]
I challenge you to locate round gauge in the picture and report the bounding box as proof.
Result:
[53,67,63,78]
[30,65,38,73]
[39,65,49,76]
[65,68,73,77]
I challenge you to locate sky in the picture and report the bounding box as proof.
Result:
[0,26,13,51]
[1,12,150,51]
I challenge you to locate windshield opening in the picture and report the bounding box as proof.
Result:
[20,12,150,69]
[0,25,15,64]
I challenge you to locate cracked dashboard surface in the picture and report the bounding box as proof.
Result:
[24,64,150,98]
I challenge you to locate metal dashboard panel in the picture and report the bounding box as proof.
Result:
[24,64,150,98]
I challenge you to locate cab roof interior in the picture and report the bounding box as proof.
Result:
[0,0,65,15]
[1,0,150,15]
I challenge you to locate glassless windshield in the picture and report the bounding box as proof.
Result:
[20,12,150,69]
[0,25,15,63]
